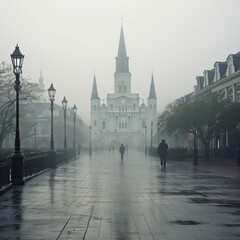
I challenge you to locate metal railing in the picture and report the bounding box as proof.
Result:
[0,148,77,192]
[0,163,10,189]
[24,153,50,178]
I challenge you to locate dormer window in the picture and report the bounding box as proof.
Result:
[214,65,220,81]
[227,56,234,76]
[204,71,208,87]
[228,61,233,75]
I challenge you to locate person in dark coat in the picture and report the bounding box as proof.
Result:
[157,139,168,167]
[119,144,125,160]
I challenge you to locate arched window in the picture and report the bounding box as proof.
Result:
[236,85,240,103]
[123,85,127,93]
[94,120,97,126]
[142,121,146,128]
[94,105,96,111]
[220,90,226,100]
[102,121,106,129]
[119,85,122,93]
[228,88,233,103]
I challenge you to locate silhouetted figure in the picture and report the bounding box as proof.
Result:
[157,139,168,167]
[119,144,125,160]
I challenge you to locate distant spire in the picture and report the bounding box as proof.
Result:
[38,70,45,91]
[148,74,156,99]
[91,73,99,99]
[115,25,129,73]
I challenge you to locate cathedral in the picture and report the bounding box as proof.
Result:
[90,25,157,149]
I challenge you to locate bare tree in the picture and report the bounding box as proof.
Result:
[0,62,43,149]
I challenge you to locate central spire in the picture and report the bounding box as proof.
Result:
[91,74,99,99]
[115,25,129,73]
[148,74,156,99]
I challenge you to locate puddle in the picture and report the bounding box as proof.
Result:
[190,198,240,209]
[171,220,204,225]
[152,190,206,196]
[223,223,240,227]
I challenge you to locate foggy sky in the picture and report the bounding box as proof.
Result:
[1,0,240,123]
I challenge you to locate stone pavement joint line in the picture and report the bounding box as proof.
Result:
[0,151,240,240]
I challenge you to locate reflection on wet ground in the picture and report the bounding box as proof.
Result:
[0,151,240,240]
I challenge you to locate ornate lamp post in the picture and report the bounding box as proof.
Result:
[48,83,56,168]
[151,121,153,153]
[62,97,68,162]
[10,45,25,185]
[192,124,198,166]
[89,126,92,156]
[73,104,77,156]
[145,125,147,155]
[157,120,160,145]
[62,97,68,149]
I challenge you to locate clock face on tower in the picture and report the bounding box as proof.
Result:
[121,99,126,104]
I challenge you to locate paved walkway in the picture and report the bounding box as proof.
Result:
[0,151,240,240]
[180,157,240,179]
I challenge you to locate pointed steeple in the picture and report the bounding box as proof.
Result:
[115,25,129,73]
[38,70,45,91]
[91,74,99,99]
[148,74,156,99]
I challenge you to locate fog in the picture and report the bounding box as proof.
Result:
[1,0,240,123]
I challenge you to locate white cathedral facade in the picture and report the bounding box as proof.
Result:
[90,26,158,149]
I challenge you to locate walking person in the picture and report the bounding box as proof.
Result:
[119,144,125,160]
[157,139,168,167]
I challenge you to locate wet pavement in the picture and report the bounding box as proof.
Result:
[0,151,240,240]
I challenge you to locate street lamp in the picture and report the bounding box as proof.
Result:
[145,125,147,155]
[10,44,25,185]
[48,83,56,168]
[157,120,160,145]
[62,96,68,162]
[73,104,77,156]
[62,97,68,149]
[34,124,37,150]
[89,126,92,156]
[192,124,198,166]
[151,121,153,152]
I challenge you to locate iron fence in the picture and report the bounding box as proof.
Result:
[0,163,10,189]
